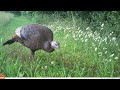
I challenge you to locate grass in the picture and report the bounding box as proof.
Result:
[0,11,14,27]
[0,12,120,77]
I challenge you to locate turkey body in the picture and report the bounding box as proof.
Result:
[3,24,60,58]
[17,24,53,51]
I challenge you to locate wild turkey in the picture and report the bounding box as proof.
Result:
[3,24,60,58]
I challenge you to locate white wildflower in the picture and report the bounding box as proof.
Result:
[95,47,97,51]
[98,52,102,56]
[84,39,88,42]
[51,61,55,65]
[77,27,80,30]
[103,47,107,50]
[109,59,112,62]
[112,37,116,41]
[66,27,70,30]
[101,23,104,27]
[104,37,107,42]
[101,28,104,30]
[86,27,90,30]
[81,39,84,42]
[88,33,93,38]
[105,51,107,54]
[45,66,47,69]
[115,57,118,60]
[116,43,118,46]
[79,34,82,37]
[109,33,112,36]
[110,54,114,57]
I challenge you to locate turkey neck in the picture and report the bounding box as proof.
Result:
[42,41,55,52]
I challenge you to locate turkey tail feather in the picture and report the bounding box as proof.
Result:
[3,35,19,46]
[3,39,15,45]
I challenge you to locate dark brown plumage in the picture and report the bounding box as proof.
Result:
[3,24,60,58]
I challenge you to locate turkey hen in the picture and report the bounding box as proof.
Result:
[3,24,60,58]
